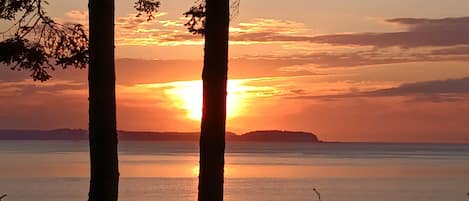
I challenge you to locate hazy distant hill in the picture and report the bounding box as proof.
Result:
[232,130,320,142]
[0,129,321,143]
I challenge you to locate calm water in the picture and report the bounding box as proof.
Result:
[0,140,468,201]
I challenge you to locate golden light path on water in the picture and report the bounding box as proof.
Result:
[190,164,235,177]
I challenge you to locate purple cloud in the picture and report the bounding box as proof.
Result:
[231,17,469,48]
[294,77,469,102]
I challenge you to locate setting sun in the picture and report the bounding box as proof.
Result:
[165,80,251,121]
[191,165,199,176]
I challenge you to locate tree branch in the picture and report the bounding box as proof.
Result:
[1,0,160,81]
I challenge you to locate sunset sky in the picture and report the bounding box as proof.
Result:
[1,0,469,143]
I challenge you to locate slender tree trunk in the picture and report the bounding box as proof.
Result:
[197,0,230,201]
[88,0,119,200]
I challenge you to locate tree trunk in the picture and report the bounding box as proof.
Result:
[197,0,230,201]
[88,0,119,200]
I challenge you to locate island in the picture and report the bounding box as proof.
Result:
[0,129,321,143]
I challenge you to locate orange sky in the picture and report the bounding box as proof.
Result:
[1,0,469,143]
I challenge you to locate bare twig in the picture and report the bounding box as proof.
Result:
[183,0,240,35]
[0,194,7,201]
[134,0,160,21]
[313,188,322,201]
[230,0,240,20]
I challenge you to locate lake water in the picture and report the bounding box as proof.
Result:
[0,140,468,201]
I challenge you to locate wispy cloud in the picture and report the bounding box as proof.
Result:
[230,17,469,48]
[250,47,469,68]
[232,18,310,34]
[293,77,469,103]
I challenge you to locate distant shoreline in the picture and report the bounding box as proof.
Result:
[0,129,321,143]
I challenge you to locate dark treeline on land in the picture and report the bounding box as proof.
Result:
[0,129,321,143]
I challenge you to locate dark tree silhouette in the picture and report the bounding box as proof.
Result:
[184,1,234,201]
[86,0,119,200]
[184,0,239,35]
[0,0,88,81]
[184,0,206,35]
[88,1,159,200]
[198,1,230,199]
[1,1,158,201]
